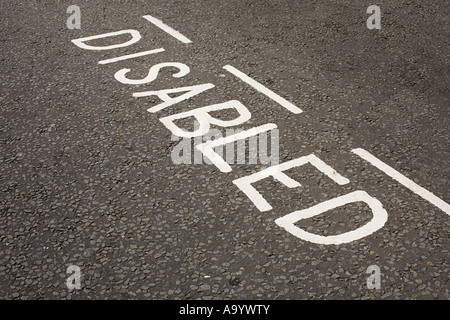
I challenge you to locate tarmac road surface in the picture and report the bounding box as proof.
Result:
[1,0,449,300]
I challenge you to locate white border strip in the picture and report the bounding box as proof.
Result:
[98,48,165,65]
[223,65,303,114]
[143,15,192,44]
[352,148,450,216]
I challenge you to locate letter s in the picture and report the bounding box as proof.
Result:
[114,62,190,85]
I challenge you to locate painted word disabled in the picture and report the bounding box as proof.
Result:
[70,14,449,246]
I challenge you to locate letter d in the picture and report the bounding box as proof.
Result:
[72,29,142,50]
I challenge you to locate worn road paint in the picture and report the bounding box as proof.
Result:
[142,15,192,44]
[223,65,303,114]
[275,190,388,245]
[352,148,450,216]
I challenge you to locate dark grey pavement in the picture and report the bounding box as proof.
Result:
[1,1,449,299]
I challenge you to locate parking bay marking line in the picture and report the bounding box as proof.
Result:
[98,48,165,65]
[142,15,192,44]
[352,148,450,216]
[223,65,303,115]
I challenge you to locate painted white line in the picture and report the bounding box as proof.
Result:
[352,148,450,216]
[223,65,303,114]
[143,15,192,44]
[98,48,165,65]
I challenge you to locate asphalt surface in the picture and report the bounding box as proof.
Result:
[1,0,449,300]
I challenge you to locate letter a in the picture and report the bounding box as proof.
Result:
[133,83,215,113]
[67,5,81,30]
[170,135,192,165]
[160,100,251,138]
[366,265,381,289]
[367,5,381,30]
[66,265,81,290]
